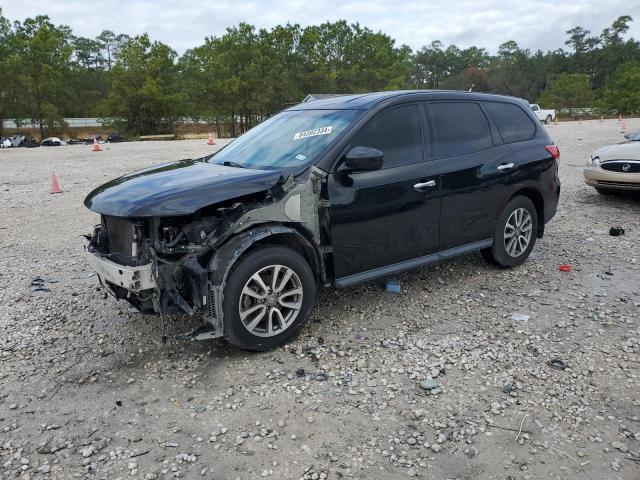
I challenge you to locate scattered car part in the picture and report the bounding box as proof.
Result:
[547,358,568,370]
[609,226,625,236]
[511,313,530,323]
[385,279,400,293]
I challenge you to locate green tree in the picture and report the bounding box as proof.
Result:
[13,15,73,137]
[101,34,184,135]
[96,30,129,69]
[603,61,640,114]
[0,8,14,137]
[486,41,544,100]
[538,73,595,109]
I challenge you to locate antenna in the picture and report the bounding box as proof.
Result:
[468,83,475,92]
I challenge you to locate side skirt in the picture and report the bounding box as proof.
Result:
[334,239,493,288]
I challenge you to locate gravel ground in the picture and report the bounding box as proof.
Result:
[1,120,639,480]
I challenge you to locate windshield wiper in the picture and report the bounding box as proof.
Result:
[223,160,247,169]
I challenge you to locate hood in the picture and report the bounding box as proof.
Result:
[593,142,640,161]
[85,158,283,217]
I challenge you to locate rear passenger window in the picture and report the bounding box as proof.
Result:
[428,102,492,157]
[350,104,423,168]
[484,102,536,143]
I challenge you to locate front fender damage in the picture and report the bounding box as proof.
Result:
[204,167,327,334]
[98,166,328,338]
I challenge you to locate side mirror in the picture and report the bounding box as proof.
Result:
[342,146,383,172]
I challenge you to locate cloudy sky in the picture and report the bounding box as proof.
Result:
[3,0,639,53]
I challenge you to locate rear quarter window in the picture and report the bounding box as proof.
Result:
[484,102,536,143]
[427,102,493,158]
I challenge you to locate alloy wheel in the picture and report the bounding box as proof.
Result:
[504,208,533,257]
[238,265,303,337]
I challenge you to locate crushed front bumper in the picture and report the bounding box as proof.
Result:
[86,251,156,292]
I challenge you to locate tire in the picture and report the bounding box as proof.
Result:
[545,115,552,124]
[481,196,538,268]
[222,245,316,351]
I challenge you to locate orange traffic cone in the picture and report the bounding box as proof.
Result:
[207,133,215,145]
[618,114,622,122]
[51,173,62,194]
[92,138,102,152]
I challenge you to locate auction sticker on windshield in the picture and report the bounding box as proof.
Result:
[293,126,333,140]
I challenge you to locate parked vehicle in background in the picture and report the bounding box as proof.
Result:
[40,137,66,147]
[585,133,640,193]
[1,135,25,148]
[530,104,556,124]
[85,90,561,351]
[106,132,125,143]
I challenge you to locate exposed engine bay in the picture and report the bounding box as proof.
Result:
[85,165,328,337]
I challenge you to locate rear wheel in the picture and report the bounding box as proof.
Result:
[222,245,316,351]
[482,196,538,268]
[545,115,552,124]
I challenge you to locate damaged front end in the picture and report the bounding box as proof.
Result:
[86,214,212,317]
[85,163,328,338]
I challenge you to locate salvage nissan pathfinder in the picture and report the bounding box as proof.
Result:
[85,90,561,350]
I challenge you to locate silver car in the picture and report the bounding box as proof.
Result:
[584,131,640,193]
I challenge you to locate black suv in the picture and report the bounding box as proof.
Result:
[85,90,560,350]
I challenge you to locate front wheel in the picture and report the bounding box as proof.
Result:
[222,245,316,351]
[482,196,538,268]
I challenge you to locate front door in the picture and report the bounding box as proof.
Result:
[327,103,440,283]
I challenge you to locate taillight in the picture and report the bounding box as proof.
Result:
[545,145,560,160]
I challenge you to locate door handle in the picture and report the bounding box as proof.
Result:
[413,180,436,191]
[497,163,514,171]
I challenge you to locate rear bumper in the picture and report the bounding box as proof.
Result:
[583,167,640,190]
[86,251,156,292]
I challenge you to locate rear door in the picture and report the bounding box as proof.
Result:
[328,103,440,283]
[424,101,514,251]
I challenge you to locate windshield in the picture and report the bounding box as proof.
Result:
[209,109,361,170]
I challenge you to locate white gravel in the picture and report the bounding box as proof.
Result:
[0,120,639,479]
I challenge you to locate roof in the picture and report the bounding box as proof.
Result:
[289,90,526,111]
[302,94,352,103]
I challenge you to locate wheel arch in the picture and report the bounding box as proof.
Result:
[208,223,323,287]
[508,187,545,238]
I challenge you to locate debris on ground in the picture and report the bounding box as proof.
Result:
[511,313,530,323]
[547,358,568,370]
[609,226,625,236]
[419,378,442,395]
[385,279,401,293]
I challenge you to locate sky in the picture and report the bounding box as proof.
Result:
[2,0,640,54]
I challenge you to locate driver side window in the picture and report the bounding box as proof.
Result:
[350,104,424,169]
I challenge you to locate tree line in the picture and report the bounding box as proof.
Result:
[0,9,639,138]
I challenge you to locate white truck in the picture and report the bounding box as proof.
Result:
[529,104,556,124]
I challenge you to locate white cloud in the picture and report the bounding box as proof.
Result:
[2,0,639,53]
